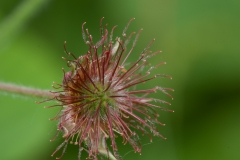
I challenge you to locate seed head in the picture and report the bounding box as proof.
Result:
[45,18,174,160]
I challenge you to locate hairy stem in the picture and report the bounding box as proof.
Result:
[0,82,54,98]
[98,134,117,160]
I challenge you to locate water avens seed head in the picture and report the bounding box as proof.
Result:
[45,18,174,160]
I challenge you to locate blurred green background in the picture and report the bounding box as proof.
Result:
[0,0,240,160]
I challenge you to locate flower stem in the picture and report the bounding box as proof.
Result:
[98,134,117,160]
[0,0,51,53]
[0,82,54,98]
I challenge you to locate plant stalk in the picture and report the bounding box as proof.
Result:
[0,0,51,53]
[98,134,117,160]
[0,82,54,98]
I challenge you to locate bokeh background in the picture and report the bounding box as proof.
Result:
[0,0,240,160]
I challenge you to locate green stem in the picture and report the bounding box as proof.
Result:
[0,0,51,52]
[98,134,117,160]
[0,82,53,98]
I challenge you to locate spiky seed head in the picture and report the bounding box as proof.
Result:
[46,18,174,160]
